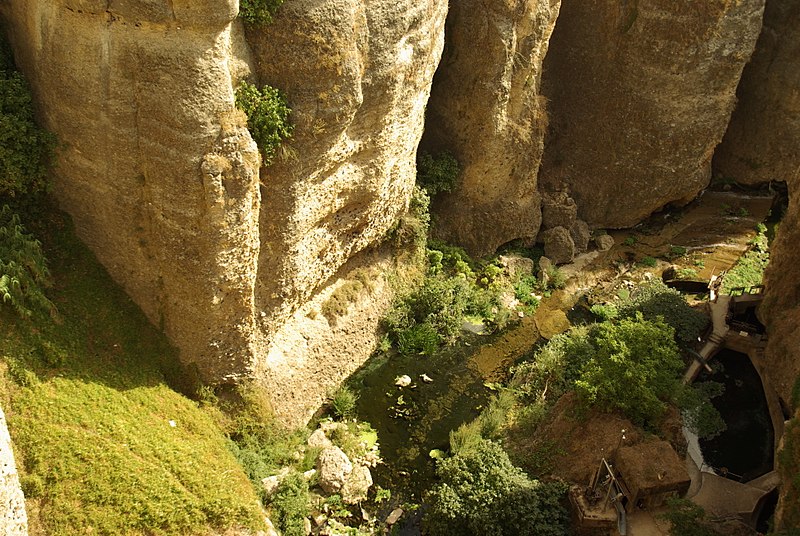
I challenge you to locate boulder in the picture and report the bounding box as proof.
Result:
[317,447,353,494]
[308,429,333,450]
[595,234,614,252]
[542,191,578,230]
[498,255,535,279]
[540,227,575,265]
[341,465,373,504]
[570,220,591,253]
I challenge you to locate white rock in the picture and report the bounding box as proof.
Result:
[394,375,412,387]
[420,373,433,383]
[317,447,353,494]
[308,428,333,449]
[386,507,403,525]
[341,465,373,504]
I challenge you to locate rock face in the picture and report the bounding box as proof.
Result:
[2,0,261,381]
[0,407,27,536]
[1,0,447,423]
[421,0,561,257]
[714,0,800,185]
[540,0,765,228]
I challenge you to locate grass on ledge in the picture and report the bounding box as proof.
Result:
[0,209,265,535]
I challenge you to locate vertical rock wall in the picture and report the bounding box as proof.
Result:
[714,0,800,185]
[243,0,448,423]
[540,0,765,228]
[1,0,447,423]
[2,0,262,381]
[421,0,560,257]
[0,407,27,536]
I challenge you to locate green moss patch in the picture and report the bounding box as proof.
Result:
[0,210,264,535]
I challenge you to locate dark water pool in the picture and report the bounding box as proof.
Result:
[697,349,774,482]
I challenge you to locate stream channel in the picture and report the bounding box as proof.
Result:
[347,188,782,505]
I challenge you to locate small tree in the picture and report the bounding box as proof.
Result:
[575,314,683,426]
[234,81,293,166]
[425,440,569,536]
[417,151,460,196]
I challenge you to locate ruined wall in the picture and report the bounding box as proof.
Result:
[714,0,800,185]
[540,0,765,228]
[421,0,560,257]
[1,0,446,422]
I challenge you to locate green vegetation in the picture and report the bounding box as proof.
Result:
[417,151,460,197]
[425,440,569,536]
[616,279,709,344]
[575,315,683,427]
[271,472,311,536]
[676,380,726,439]
[235,80,293,165]
[386,185,430,251]
[778,418,800,530]
[238,0,286,24]
[639,255,657,267]
[720,225,769,294]
[0,211,265,534]
[513,274,540,312]
[660,498,716,536]
[676,267,700,280]
[0,205,53,317]
[623,235,638,247]
[0,42,56,199]
[331,386,359,419]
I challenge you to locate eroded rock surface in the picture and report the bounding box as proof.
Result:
[0,407,27,536]
[1,0,447,423]
[422,0,560,257]
[714,0,800,185]
[2,0,261,381]
[540,0,765,228]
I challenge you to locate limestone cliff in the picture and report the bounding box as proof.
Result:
[714,0,800,185]
[0,407,27,536]
[540,0,765,228]
[2,0,262,381]
[421,0,560,257]
[1,0,446,424]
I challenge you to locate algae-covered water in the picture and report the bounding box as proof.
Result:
[348,316,541,500]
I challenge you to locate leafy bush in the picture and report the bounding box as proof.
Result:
[387,185,430,250]
[425,440,569,536]
[639,256,657,267]
[235,81,293,165]
[617,279,708,344]
[513,275,540,312]
[511,326,594,404]
[0,55,56,199]
[590,303,618,321]
[660,498,716,536]
[417,151,460,197]
[575,315,683,427]
[271,472,310,536]
[384,275,471,356]
[0,205,53,317]
[676,381,726,439]
[238,0,286,24]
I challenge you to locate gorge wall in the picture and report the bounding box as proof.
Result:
[538,0,765,228]
[1,0,446,424]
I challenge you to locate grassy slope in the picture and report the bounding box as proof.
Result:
[0,209,265,535]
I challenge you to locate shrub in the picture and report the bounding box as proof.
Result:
[575,315,683,427]
[513,275,540,312]
[271,472,310,536]
[617,279,708,344]
[590,303,618,321]
[387,185,430,250]
[235,81,293,165]
[238,0,286,24]
[676,381,726,440]
[0,55,56,199]
[0,206,53,317]
[623,236,637,247]
[331,386,359,420]
[322,280,364,320]
[660,498,716,536]
[545,266,566,290]
[417,151,460,197]
[384,275,472,356]
[639,256,657,267]
[425,440,569,536]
